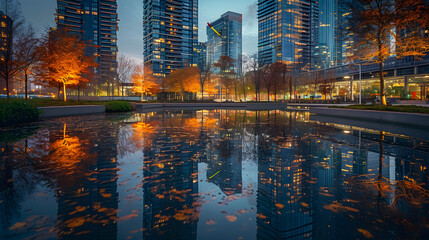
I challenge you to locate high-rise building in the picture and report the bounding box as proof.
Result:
[143,0,199,77]
[258,0,319,71]
[206,11,242,74]
[56,0,119,96]
[317,0,336,68]
[0,11,13,94]
[195,42,207,72]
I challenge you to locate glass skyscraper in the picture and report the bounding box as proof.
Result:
[56,0,119,95]
[143,0,198,77]
[195,42,207,72]
[258,0,319,71]
[206,11,242,74]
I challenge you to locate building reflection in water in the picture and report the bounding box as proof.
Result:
[142,111,201,240]
[0,110,429,239]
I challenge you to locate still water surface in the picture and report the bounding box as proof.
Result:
[1,110,429,240]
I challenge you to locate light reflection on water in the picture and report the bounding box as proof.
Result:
[1,110,429,240]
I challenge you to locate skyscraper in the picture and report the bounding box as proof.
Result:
[0,11,13,94]
[206,11,242,74]
[143,0,199,77]
[317,0,336,68]
[258,0,319,71]
[56,0,119,96]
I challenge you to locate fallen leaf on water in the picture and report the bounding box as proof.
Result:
[323,202,359,213]
[301,202,309,208]
[225,215,237,222]
[75,206,86,212]
[101,193,112,198]
[9,222,27,230]
[358,229,374,238]
[66,217,85,228]
[236,209,248,215]
[174,213,187,221]
[256,213,267,220]
[119,214,138,221]
[206,219,216,225]
[275,203,284,209]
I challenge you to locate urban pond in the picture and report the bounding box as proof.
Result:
[1,110,429,239]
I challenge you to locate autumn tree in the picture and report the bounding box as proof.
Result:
[166,66,199,101]
[0,0,24,99]
[15,25,39,99]
[34,28,96,101]
[132,64,160,102]
[199,62,213,100]
[348,0,429,105]
[214,56,235,101]
[117,54,136,98]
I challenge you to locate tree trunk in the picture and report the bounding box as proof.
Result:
[78,86,80,101]
[141,92,144,102]
[25,72,28,100]
[274,85,277,102]
[235,83,238,101]
[267,89,270,102]
[58,84,61,100]
[5,77,9,99]
[380,62,386,105]
[63,83,67,102]
[242,80,246,101]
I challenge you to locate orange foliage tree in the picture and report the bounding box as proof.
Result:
[132,64,160,102]
[166,66,200,101]
[34,28,97,101]
[347,0,429,105]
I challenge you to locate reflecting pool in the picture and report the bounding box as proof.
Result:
[1,110,429,239]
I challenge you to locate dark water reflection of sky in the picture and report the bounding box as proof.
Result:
[1,110,429,240]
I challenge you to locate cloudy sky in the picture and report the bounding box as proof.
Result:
[16,0,258,60]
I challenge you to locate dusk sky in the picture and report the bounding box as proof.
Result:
[17,0,258,61]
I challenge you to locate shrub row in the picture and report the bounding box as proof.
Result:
[104,101,133,112]
[0,100,40,127]
[332,105,429,114]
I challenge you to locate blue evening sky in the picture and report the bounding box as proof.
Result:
[17,0,258,60]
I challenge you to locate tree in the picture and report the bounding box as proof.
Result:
[198,62,213,101]
[34,28,96,101]
[182,66,200,98]
[245,54,266,101]
[266,62,284,102]
[348,0,429,105]
[0,0,24,99]
[132,64,160,102]
[15,25,39,99]
[117,54,136,98]
[214,56,235,101]
[165,66,199,101]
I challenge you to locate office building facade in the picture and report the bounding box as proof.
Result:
[56,0,119,96]
[143,0,198,77]
[206,11,242,74]
[258,0,319,71]
[195,42,207,72]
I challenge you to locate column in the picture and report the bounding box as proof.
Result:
[350,80,354,101]
[404,76,409,97]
